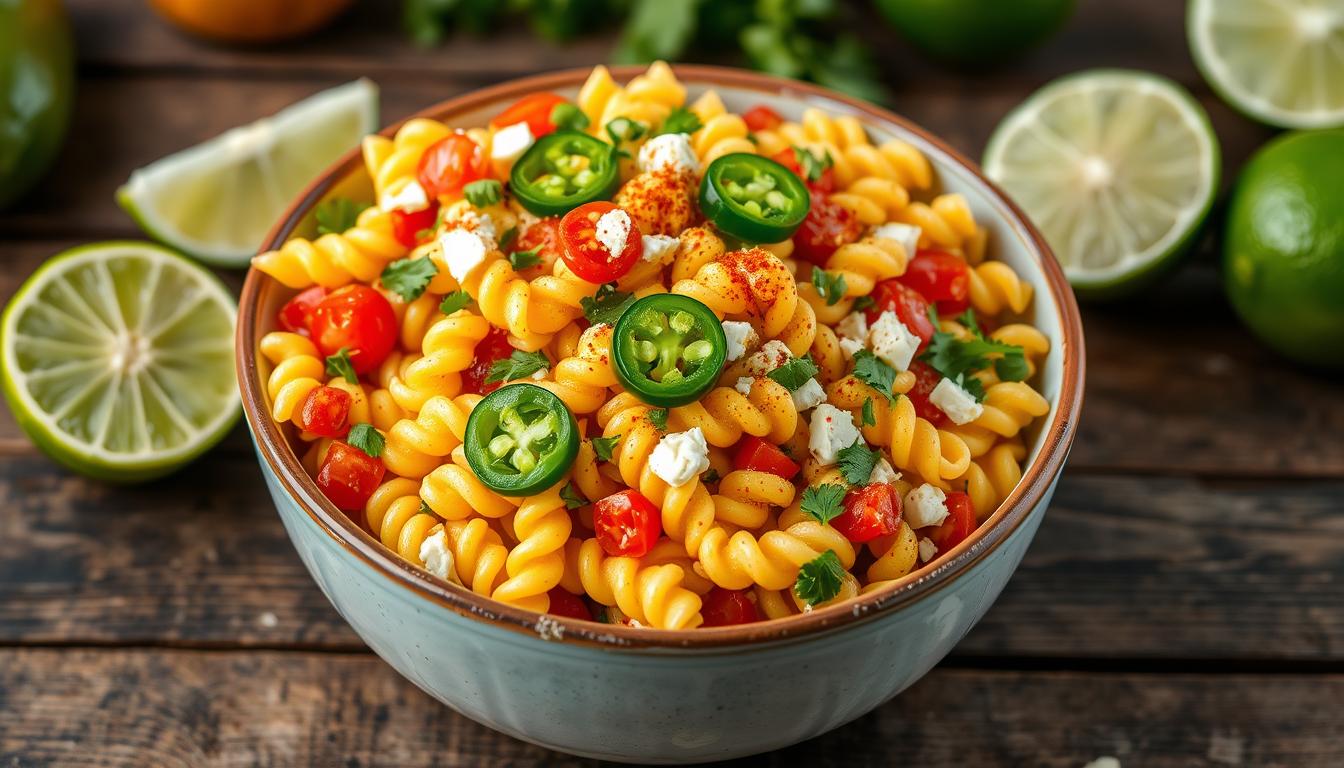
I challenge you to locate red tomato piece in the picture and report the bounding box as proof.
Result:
[792,192,862,266]
[490,92,567,138]
[295,385,352,439]
[927,491,977,552]
[559,201,642,283]
[459,326,514,395]
[700,587,761,627]
[899,250,971,315]
[316,441,386,511]
[593,489,662,558]
[417,133,489,200]
[742,104,783,133]
[866,278,936,349]
[277,286,327,335]
[388,203,440,249]
[310,285,398,375]
[832,483,901,543]
[905,361,949,427]
[770,148,835,194]
[546,588,593,621]
[510,216,564,272]
[732,436,800,479]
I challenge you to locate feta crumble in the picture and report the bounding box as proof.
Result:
[734,376,754,396]
[904,484,949,528]
[595,208,632,258]
[869,311,920,371]
[638,132,700,175]
[641,233,680,264]
[835,312,869,343]
[721,320,758,362]
[868,457,900,485]
[918,538,938,563]
[872,222,922,257]
[744,340,793,377]
[791,377,826,411]
[379,180,430,213]
[437,228,491,283]
[929,377,983,425]
[649,427,711,487]
[490,121,534,176]
[808,404,861,465]
[419,531,461,585]
[838,337,866,358]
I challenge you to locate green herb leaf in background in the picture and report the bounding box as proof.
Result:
[315,197,369,236]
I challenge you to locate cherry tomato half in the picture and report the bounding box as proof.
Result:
[742,104,783,133]
[546,588,593,621]
[899,250,971,315]
[310,285,398,375]
[832,482,901,544]
[277,285,327,335]
[792,192,861,266]
[490,92,567,138]
[927,491,977,552]
[701,587,761,627]
[732,436,800,480]
[460,327,515,395]
[510,216,564,274]
[317,441,386,511]
[559,201,642,284]
[867,278,936,349]
[389,203,440,249]
[771,148,835,194]
[296,385,351,439]
[594,489,661,558]
[906,361,949,427]
[417,133,489,200]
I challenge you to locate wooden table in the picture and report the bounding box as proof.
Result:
[2,1,1341,765]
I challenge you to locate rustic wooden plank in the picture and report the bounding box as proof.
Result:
[1,648,1340,767]
[2,453,1341,660]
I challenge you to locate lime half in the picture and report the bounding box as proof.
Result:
[1189,0,1344,130]
[117,79,378,267]
[984,70,1220,298]
[1,242,240,482]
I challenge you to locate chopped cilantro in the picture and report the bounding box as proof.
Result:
[794,550,845,606]
[550,102,590,132]
[347,423,385,458]
[463,179,502,208]
[701,468,720,484]
[800,483,847,525]
[438,291,472,315]
[314,197,369,236]
[792,146,833,184]
[861,398,877,427]
[920,309,1028,402]
[497,225,519,251]
[836,440,880,485]
[766,355,820,391]
[325,348,359,384]
[508,246,543,271]
[811,267,847,306]
[580,283,637,326]
[591,434,620,462]
[560,481,587,510]
[851,349,897,402]
[647,408,668,432]
[656,106,702,136]
[484,349,549,385]
[380,256,439,301]
[418,500,434,516]
[853,295,875,311]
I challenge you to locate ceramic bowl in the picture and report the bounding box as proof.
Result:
[236,65,1085,764]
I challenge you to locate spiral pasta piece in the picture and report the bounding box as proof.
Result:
[573,538,703,629]
[864,521,919,589]
[576,62,683,134]
[492,487,572,612]
[259,332,323,425]
[827,377,971,487]
[530,323,618,414]
[688,90,755,163]
[381,393,482,479]
[420,446,518,521]
[364,478,444,564]
[972,382,1051,439]
[897,193,978,252]
[252,206,407,290]
[396,309,491,400]
[362,118,453,202]
[969,261,1035,316]
[959,442,1028,520]
[671,247,799,338]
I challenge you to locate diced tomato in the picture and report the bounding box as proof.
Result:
[866,278,936,349]
[510,216,564,272]
[310,285,398,375]
[316,441,386,511]
[906,361,948,427]
[277,286,327,335]
[490,92,567,138]
[388,203,440,249]
[593,489,662,558]
[700,587,761,627]
[771,148,835,194]
[559,201,642,283]
[546,588,593,621]
[832,483,901,543]
[296,385,351,438]
[742,104,783,133]
[899,250,971,315]
[732,436,800,480]
[417,133,489,200]
[927,491,977,552]
[460,327,514,395]
[792,192,862,266]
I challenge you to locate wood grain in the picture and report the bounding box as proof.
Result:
[1,647,1341,767]
[3,453,1340,660]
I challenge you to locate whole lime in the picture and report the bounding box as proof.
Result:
[875,0,1076,66]
[0,0,75,210]
[1224,130,1344,369]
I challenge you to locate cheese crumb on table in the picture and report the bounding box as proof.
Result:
[808,404,861,465]
[649,427,711,487]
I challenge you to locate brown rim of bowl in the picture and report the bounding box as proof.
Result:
[236,63,1085,653]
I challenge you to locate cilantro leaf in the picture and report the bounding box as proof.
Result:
[702,468,720,483]
[766,355,820,391]
[508,246,543,271]
[851,349,897,402]
[861,398,876,427]
[347,423,385,458]
[794,550,845,606]
[656,106,702,136]
[995,354,1030,382]
[560,481,587,510]
[315,197,369,236]
[580,283,637,326]
[463,179,502,208]
[591,435,620,462]
[800,483,846,525]
[957,373,987,403]
[811,267,847,306]
[550,102,590,132]
[836,440,880,485]
[497,225,518,251]
[793,146,833,183]
[418,500,434,516]
[606,117,648,144]
[919,315,1028,401]
[647,408,668,432]
[325,348,359,384]
[380,256,439,301]
[484,349,549,385]
[853,295,875,311]
[438,291,472,315]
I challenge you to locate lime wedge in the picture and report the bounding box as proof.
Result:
[117,79,378,267]
[1189,0,1344,129]
[1,242,240,482]
[983,70,1220,298]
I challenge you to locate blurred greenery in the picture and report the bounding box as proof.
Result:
[403,0,889,103]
